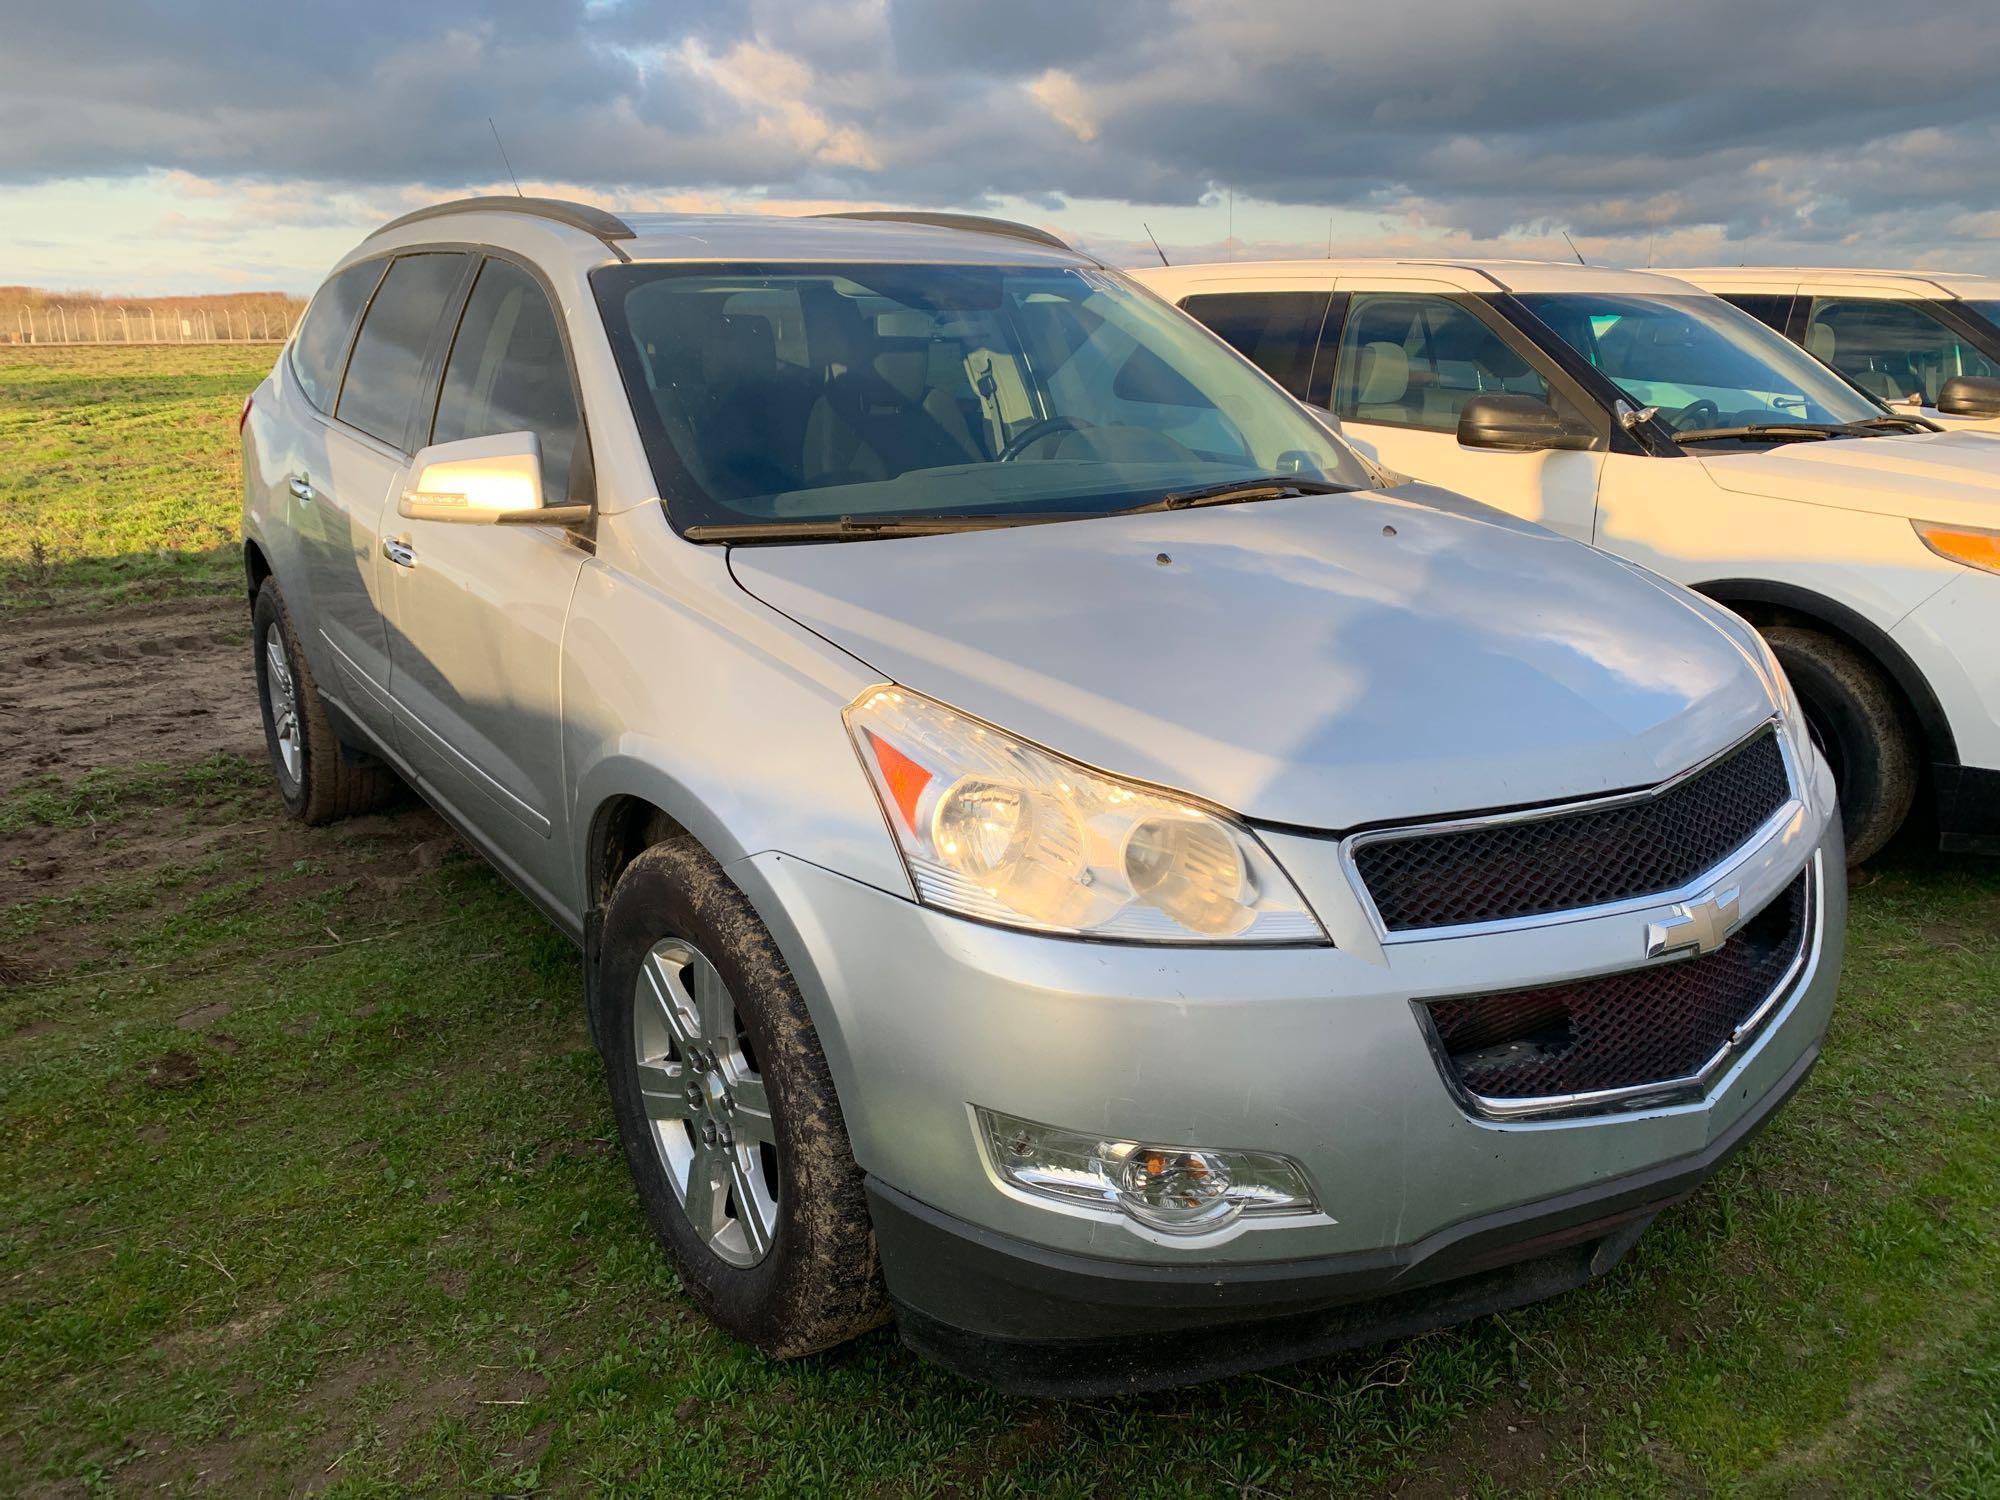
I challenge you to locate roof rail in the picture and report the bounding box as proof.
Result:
[369,196,636,259]
[811,210,1074,254]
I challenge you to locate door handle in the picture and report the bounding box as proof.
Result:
[287,473,315,503]
[381,536,417,569]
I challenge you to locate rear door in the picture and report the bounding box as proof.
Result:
[381,255,591,913]
[1326,286,1607,542]
[302,251,472,736]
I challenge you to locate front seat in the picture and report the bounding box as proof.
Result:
[1352,342,1413,424]
[803,337,981,486]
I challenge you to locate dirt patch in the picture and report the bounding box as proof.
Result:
[0,595,262,801]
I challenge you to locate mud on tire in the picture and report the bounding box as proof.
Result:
[593,837,888,1357]
[252,580,399,825]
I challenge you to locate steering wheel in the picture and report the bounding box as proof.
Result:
[998,415,1095,462]
[1667,399,1721,432]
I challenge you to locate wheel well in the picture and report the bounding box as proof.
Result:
[243,539,272,603]
[588,795,691,911]
[1694,580,1955,766]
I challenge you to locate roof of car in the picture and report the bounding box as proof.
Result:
[364,196,1094,269]
[1131,258,1702,296]
[1665,265,2000,300]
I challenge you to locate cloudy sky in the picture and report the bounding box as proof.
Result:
[5,0,2000,294]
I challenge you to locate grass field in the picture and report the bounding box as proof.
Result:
[1,344,1996,1497]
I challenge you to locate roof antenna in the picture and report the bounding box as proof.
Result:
[488,117,524,198]
[1142,222,1170,266]
[1562,230,1587,266]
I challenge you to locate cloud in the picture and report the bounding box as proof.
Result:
[6,0,2000,285]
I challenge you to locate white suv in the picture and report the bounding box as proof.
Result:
[1139,259,2000,862]
[1665,266,2000,430]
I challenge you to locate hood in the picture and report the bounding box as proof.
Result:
[729,488,1776,830]
[1698,429,2000,526]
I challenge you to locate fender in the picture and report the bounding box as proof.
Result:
[1692,577,1958,767]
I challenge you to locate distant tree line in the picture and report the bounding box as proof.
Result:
[0,286,307,344]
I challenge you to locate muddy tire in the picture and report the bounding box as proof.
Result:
[1761,625,1917,865]
[594,837,887,1357]
[251,580,398,825]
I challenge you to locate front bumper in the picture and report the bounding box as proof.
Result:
[869,1038,1817,1396]
[728,761,1842,1390]
[1892,571,2000,852]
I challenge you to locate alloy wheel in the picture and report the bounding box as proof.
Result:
[632,937,780,1267]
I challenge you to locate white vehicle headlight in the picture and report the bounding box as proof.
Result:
[846,687,1325,943]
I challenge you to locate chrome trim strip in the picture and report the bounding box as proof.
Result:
[1343,718,1799,945]
[1416,851,1823,1122]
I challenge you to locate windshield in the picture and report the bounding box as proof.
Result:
[1514,292,1886,433]
[593,262,1376,533]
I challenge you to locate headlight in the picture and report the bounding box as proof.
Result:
[1913,519,2000,577]
[846,687,1324,943]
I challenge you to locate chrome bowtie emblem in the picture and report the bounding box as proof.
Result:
[1646,885,1741,959]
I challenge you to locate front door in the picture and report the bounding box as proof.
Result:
[1327,286,1606,542]
[381,256,591,914]
[1801,292,2000,427]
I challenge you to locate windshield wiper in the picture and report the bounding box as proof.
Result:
[684,513,1078,543]
[1843,414,1941,435]
[1112,476,1353,517]
[1674,422,1849,445]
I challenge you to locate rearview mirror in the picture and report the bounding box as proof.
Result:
[399,432,588,525]
[1936,375,2000,419]
[1456,394,1598,452]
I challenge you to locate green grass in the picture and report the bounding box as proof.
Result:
[0,344,274,610]
[2,345,1996,1495]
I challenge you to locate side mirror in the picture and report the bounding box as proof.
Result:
[1936,375,2000,419]
[399,432,589,525]
[1457,393,1598,452]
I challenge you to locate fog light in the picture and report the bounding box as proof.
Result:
[976,1108,1317,1236]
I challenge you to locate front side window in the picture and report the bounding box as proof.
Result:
[1332,294,1566,433]
[593,262,1378,533]
[432,259,583,503]
[1516,292,1884,433]
[336,253,468,447]
[1179,291,1336,406]
[290,260,383,413]
[1803,297,2000,407]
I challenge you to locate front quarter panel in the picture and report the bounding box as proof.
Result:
[562,504,914,911]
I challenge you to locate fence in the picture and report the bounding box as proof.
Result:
[0,302,303,345]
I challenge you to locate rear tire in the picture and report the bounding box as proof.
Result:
[1760,625,1917,865]
[252,580,398,825]
[594,837,887,1357]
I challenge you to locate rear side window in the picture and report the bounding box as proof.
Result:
[1718,293,1794,334]
[431,259,583,503]
[1180,291,1337,406]
[290,261,383,413]
[336,253,468,447]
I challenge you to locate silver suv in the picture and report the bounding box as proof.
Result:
[241,198,1844,1395]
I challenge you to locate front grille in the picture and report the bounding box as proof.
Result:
[1354,727,1790,933]
[1422,869,1810,1109]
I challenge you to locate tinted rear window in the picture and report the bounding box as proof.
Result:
[336,253,468,446]
[290,260,383,413]
[1180,291,1336,405]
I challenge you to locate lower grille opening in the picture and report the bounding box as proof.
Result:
[1423,869,1811,1109]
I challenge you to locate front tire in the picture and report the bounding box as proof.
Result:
[251,580,398,825]
[595,838,887,1357]
[1761,625,1917,865]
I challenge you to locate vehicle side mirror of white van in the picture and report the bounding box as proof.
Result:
[1457,394,1598,453]
[1936,376,2000,419]
[399,432,587,525]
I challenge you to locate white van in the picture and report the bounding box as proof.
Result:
[1666,267,2000,431]
[1136,259,2000,863]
